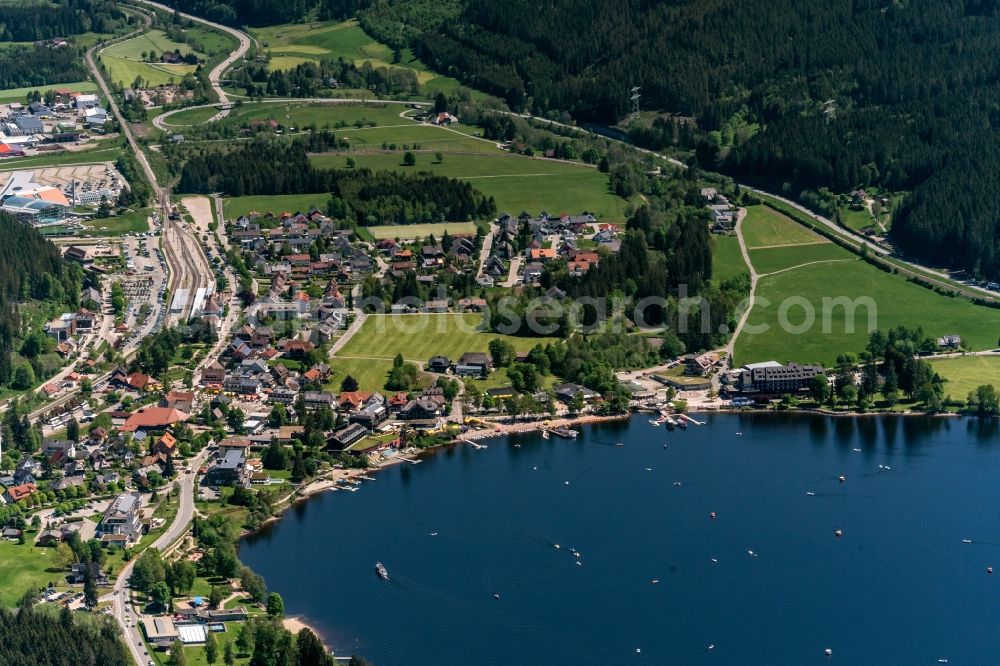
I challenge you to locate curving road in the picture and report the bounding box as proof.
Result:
[128,0,251,107]
[108,449,211,666]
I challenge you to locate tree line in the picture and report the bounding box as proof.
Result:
[0,215,83,390]
[0,0,126,42]
[176,134,496,225]
[0,602,127,665]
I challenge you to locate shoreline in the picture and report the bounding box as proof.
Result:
[242,406,973,655]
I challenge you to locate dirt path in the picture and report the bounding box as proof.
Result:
[759,258,856,278]
[726,208,756,361]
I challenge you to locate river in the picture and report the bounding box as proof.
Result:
[240,414,1000,665]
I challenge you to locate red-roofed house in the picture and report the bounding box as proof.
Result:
[338,391,373,412]
[3,483,37,503]
[120,407,189,433]
[151,432,178,457]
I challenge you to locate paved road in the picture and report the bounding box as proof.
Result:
[130,0,250,107]
[109,449,210,666]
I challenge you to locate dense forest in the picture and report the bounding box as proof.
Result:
[0,45,90,90]
[0,215,83,390]
[346,0,1000,280]
[0,0,127,42]
[158,0,366,26]
[0,602,128,665]
[177,134,496,224]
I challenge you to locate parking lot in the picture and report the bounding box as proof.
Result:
[0,163,126,204]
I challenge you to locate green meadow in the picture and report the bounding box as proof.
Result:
[336,314,557,363]
[741,204,826,248]
[364,221,479,240]
[314,151,628,222]
[223,194,330,219]
[734,241,1000,366]
[100,30,199,87]
[252,19,471,97]
[928,356,1000,398]
[710,234,748,283]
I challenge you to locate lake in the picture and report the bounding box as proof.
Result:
[240,414,1000,665]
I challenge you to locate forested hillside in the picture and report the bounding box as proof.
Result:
[158,0,365,26]
[0,0,127,42]
[355,0,1000,280]
[0,602,128,665]
[0,215,83,390]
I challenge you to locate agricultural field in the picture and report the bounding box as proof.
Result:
[336,123,499,154]
[710,234,748,283]
[928,356,1000,398]
[364,221,479,240]
[733,237,1000,366]
[336,314,557,363]
[0,80,97,104]
[314,151,628,223]
[747,242,848,276]
[99,30,199,88]
[238,101,408,128]
[252,19,470,97]
[222,194,331,219]
[741,204,826,249]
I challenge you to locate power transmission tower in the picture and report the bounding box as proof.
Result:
[626,86,641,124]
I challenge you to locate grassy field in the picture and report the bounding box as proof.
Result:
[314,151,627,221]
[928,356,1000,398]
[734,241,1000,366]
[100,30,199,88]
[711,234,748,283]
[239,101,408,128]
[0,81,97,104]
[742,204,826,248]
[337,124,499,153]
[365,221,479,240]
[326,357,435,393]
[223,194,332,219]
[252,19,470,97]
[747,242,847,276]
[0,539,60,607]
[80,208,152,236]
[0,146,123,171]
[839,204,875,232]
[158,106,220,126]
[337,314,556,363]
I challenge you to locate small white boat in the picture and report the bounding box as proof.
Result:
[962,539,973,544]
[648,419,661,426]
[375,562,389,581]
[541,430,550,439]
[493,593,500,599]
[429,532,438,536]
[616,442,624,447]
[806,491,816,496]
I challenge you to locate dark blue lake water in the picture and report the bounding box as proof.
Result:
[240,414,1000,665]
